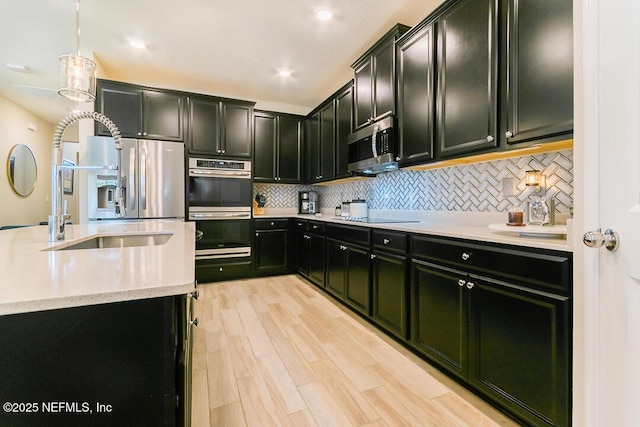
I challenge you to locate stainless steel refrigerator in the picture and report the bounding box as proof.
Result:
[87,136,185,221]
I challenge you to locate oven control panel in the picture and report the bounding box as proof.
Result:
[189,158,251,172]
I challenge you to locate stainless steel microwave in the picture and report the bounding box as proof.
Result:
[347,116,398,175]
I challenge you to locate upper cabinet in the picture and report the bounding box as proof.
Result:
[305,81,354,183]
[501,0,573,146]
[96,80,185,141]
[436,0,499,158]
[397,22,436,166]
[352,25,410,130]
[187,96,254,158]
[254,111,304,183]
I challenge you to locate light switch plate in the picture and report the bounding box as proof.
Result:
[502,177,516,197]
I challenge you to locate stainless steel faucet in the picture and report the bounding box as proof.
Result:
[49,111,125,242]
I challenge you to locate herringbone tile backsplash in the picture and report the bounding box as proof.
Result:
[254,150,573,214]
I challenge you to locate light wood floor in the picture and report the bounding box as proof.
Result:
[190,274,520,427]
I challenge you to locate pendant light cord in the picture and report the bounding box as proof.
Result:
[75,0,80,56]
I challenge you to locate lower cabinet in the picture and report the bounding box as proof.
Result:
[0,296,187,427]
[254,219,289,276]
[409,235,572,427]
[294,220,325,287]
[371,250,409,340]
[326,239,371,315]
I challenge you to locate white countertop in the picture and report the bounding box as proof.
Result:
[256,209,573,253]
[0,221,195,316]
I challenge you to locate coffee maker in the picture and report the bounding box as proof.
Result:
[299,191,318,214]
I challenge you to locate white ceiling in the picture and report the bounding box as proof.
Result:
[0,0,443,126]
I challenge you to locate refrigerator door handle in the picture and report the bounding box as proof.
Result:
[128,147,136,211]
[140,146,147,210]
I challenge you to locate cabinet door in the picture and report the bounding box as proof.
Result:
[277,115,303,183]
[345,245,371,316]
[468,278,570,427]
[503,0,573,145]
[372,251,408,339]
[335,84,354,179]
[319,101,335,181]
[222,102,253,158]
[436,0,498,158]
[143,90,184,141]
[325,239,346,297]
[372,41,395,123]
[253,112,277,181]
[96,83,142,137]
[255,229,288,274]
[354,58,373,129]
[306,113,321,182]
[410,260,469,380]
[188,97,221,155]
[295,232,309,275]
[397,23,435,165]
[308,235,325,286]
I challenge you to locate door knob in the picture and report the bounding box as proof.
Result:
[583,228,620,251]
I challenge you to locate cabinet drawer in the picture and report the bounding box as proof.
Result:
[326,223,370,246]
[195,259,252,283]
[254,218,289,230]
[372,230,408,254]
[293,219,308,231]
[308,221,325,236]
[411,235,571,295]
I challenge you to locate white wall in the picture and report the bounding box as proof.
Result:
[0,96,54,226]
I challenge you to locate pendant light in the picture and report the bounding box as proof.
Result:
[58,0,96,102]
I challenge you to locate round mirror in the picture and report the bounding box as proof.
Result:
[6,144,37,197]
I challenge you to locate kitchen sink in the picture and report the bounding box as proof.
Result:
[44,232,173,251]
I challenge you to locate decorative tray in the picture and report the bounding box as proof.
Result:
[488,223,568,237]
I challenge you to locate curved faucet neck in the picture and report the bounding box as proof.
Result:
[49,111,123,242]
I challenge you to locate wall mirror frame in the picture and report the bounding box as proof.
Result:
[6,143,37,197]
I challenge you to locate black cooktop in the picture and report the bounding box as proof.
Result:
[334,217,419,224]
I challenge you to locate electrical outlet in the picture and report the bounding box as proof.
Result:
[502,177,516,197]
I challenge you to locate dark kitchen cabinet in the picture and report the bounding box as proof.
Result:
[501,0,573,146]
[352,24,410,130]
[294,220,325,287]
[371,230,409,340]
[0,296,187,427]
[187,95,254,158]
[254,111,303,183]
[325,224,372,316]
[396,22,435,166]
[334,82,354,178]
[254,219,290,276]
[96,80,185,141]
[306,102,335,183]
[410,235,572,427]
[436,0,499,158]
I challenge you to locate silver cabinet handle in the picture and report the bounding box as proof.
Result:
[371,254,376,259]
[505,131,514,138]
[190,289,200,300]
[190,317,199,327]
[466,282,475,289]
[486,135,494,143]
[383,238,390,245]
[458,279,466,287]
[270,222,275,226]
[461,253,470,261]
[583,228,620,251]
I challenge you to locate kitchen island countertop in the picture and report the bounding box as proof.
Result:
[0,221,195,316]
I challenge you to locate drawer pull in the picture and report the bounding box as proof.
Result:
[458,279,466,287]
[270,222,274,226]
[383,238,390,244]
[466,282,475,289]
[461,252,471,261]
[371,254,376,260]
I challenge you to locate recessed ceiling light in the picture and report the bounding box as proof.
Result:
[6,63,32,73]
[315,9,333,21]
[278,69,292,78]
[128,38,147,49]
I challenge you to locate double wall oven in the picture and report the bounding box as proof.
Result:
[188,158,253,282]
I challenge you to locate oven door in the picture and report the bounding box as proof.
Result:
[194,219,251,257]
[188,171,252,210]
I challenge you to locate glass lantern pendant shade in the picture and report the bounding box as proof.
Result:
[58,0,96,102]
[58,53,96,102]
